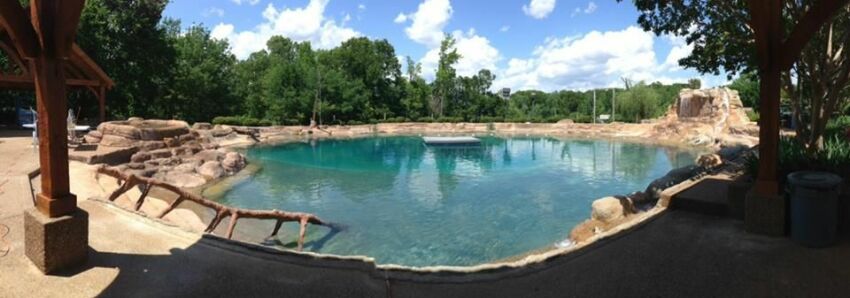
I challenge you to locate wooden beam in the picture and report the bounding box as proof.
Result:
[0,0,39,57]
[779,0,850,70]
[0,31,29,74]
[71,44,114,88]
[0,74,103,87]
[29,0,85,58]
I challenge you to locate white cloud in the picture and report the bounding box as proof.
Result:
[403,0,453,47]
[231,0,260,5]
[523,0,557,19]
[202,7,225,18]
[358,4,366,10]
[571,1,597,17]
[494,26,669,91]
[662,35,691,71]
[583,2,597,14]
[211,0,361,59]
[420,29,501,80]
[500,25,510,32]
[394,13,408,23]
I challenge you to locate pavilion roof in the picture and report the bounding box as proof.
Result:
[0,27,114,91]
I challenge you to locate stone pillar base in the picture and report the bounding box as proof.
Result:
[24,208,89,274]
[745,189,786,236]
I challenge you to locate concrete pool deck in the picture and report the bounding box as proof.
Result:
[2,197,849,297]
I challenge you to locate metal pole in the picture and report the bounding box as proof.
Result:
[592,89,596,124]
[612,88,616,122]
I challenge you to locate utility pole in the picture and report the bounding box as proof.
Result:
[592,89,597,124]
[611,88,616,122]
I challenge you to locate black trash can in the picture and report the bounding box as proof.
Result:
[787,171,842,247]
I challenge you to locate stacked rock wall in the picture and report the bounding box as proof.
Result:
[84,118,249,188]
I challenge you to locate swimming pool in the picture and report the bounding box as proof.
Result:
[215,136,700,267]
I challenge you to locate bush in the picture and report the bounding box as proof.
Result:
[416,116,435,123]
[436,116,464,123]
[478,116,504,123]
[346,120,364,125]
[825,115,850,139]
[282,119,301,126]
[746,110,760,123]
[212,116,277,127]
[747,136,850,179]
[382,117,409,123]
[570,113,592,123]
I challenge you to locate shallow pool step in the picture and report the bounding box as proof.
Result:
[670,178,732,217]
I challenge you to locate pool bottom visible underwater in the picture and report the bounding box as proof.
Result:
[213,136,700,267]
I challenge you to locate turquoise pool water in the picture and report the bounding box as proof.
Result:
[216,136,699,267]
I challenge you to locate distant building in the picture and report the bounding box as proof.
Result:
[499,88,511,99]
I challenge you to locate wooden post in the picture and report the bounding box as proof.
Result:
[750,0,783,196]
[32,56,77,217]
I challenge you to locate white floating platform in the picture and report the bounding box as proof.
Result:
[423,136,481,145]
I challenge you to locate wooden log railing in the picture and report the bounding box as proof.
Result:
[97,166,331,251]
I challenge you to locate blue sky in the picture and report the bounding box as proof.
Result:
[164,0,727,91]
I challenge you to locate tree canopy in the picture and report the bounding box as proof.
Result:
[0,0,703,126]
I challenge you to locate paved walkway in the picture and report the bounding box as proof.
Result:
[0,131,39,218]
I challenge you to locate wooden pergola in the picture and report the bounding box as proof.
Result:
[0,0,94,273]
[0,27,113,123]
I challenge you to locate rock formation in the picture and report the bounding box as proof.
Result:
[82,118,250,188]
[643,88,759,148]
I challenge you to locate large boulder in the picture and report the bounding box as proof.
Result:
[591,197,626,224]
[222,152,246,172]
[138,141,167,151]
[130,152,151,163]
[696,153,722,168]
[195,150,223,163]
[99,134,137,147]
[149,148,173,159]
[192,122,212,130]
[197,161,224,180]
[172,162,197,173]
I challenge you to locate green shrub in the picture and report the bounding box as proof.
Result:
[282,119,301,126]
[825,115,850,139]
[211,116,238,125]
[416,116,435,123]
[746,110,760,123]
[212,116,277,126]
[478,116,504,123]
[570,113,592,123]
[382,117,409,123]
[436,116,464,123]
[749,136,850,179]
[347,120,364,125]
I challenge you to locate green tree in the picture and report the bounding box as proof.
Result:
[433,35,461,117]
[164,24,238,123]
[76,0,175,120]
[617,83,661,123]
[729,72,760,109]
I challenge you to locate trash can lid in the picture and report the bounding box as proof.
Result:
[787,171,842,190]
